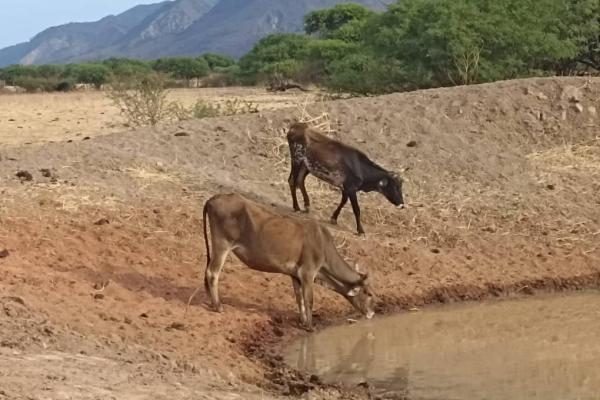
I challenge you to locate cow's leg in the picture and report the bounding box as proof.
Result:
[330,192,348,224]
[204,239,230,313]
[296,164,311,212]
[288,163,302,212]
[348,192,365,235]
[299,270,316,330]
[291,276,307,326]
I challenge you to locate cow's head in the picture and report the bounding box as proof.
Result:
[377,171,405,209]
[346,272,376,319]
[287,121,310,135]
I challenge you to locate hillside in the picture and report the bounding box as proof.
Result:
[0,77,599,398]
[0,0,389,66]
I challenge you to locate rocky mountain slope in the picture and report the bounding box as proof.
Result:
[0,0,389,66]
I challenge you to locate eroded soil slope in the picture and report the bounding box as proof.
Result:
[0,77,599,399]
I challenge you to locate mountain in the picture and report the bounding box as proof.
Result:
[163,0,391,58]
[0,2,171,66]
[0,0,390,66]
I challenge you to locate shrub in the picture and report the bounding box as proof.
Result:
[55,80,73,92]
[107,73,174,127]
[13,76,58,92]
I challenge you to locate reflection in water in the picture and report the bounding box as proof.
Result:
[284,291,600,399]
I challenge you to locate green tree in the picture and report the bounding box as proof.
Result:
[300,39,358,81]
[238,34,311,81]
[0,65,39,84]
[66,63,111,88]
[365,0,600,87]
[200,53,236,70]
[304,3,375,39]
[36,64,65,79]
[152,57,210,80]
[102,58,152,80]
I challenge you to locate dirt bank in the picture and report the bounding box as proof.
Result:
[0,77,599,399]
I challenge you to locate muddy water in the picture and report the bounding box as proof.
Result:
[284,292,600,399]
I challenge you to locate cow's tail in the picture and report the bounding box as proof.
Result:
[203,199,211,267]
[185,198,211,318]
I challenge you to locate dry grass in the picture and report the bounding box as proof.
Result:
[0,87,322,145]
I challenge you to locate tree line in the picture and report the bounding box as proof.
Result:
[2,0,599,94]
[0,53,237,92]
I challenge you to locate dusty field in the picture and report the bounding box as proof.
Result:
[0,77,599,399]
[0,86,322,145]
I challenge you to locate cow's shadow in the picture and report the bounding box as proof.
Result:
[76,265,299,318]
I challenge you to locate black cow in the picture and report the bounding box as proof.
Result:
[287,122,405,235]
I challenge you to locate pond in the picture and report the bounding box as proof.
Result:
[283,291,600,399]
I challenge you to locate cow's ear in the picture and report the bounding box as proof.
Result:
[347,287,361,297]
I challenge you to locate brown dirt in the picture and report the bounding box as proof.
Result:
[0,77,599,399]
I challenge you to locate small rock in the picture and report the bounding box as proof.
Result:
[168,322,185,331]
[406,140,417,147]
[2,296,25,305]
[93,293,105,300]
[174,132,189,137]
[273,326,284,337]
[0,249,9,258]
[123,317,132,324]
[588,106,597,117]
[15,170,33,182]
[139,312,149,318]
[94,218,110,226]
[82,136,90,141]
[561,85,582,103]
[93,281,109,290]
[573,103,584,113]
[546,184,555,190]
[431,248,440,254]
[535,92,548,101]
[39,168,53,178]
[520,286,535,295]
[287,381,312,396]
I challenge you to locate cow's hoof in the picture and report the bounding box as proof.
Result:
[302,208,310,214]
[329,218,338,225]
[215,305,224,313]
[357,231,366,237]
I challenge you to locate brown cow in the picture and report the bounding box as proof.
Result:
[201,193,375,329]
[287,122,405,235]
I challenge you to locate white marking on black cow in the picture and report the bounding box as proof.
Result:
[304,156,345,188]
[292,142,345,188]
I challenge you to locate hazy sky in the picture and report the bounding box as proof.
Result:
[0,1,160,49]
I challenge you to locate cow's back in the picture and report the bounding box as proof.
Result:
[206,193,313,271]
